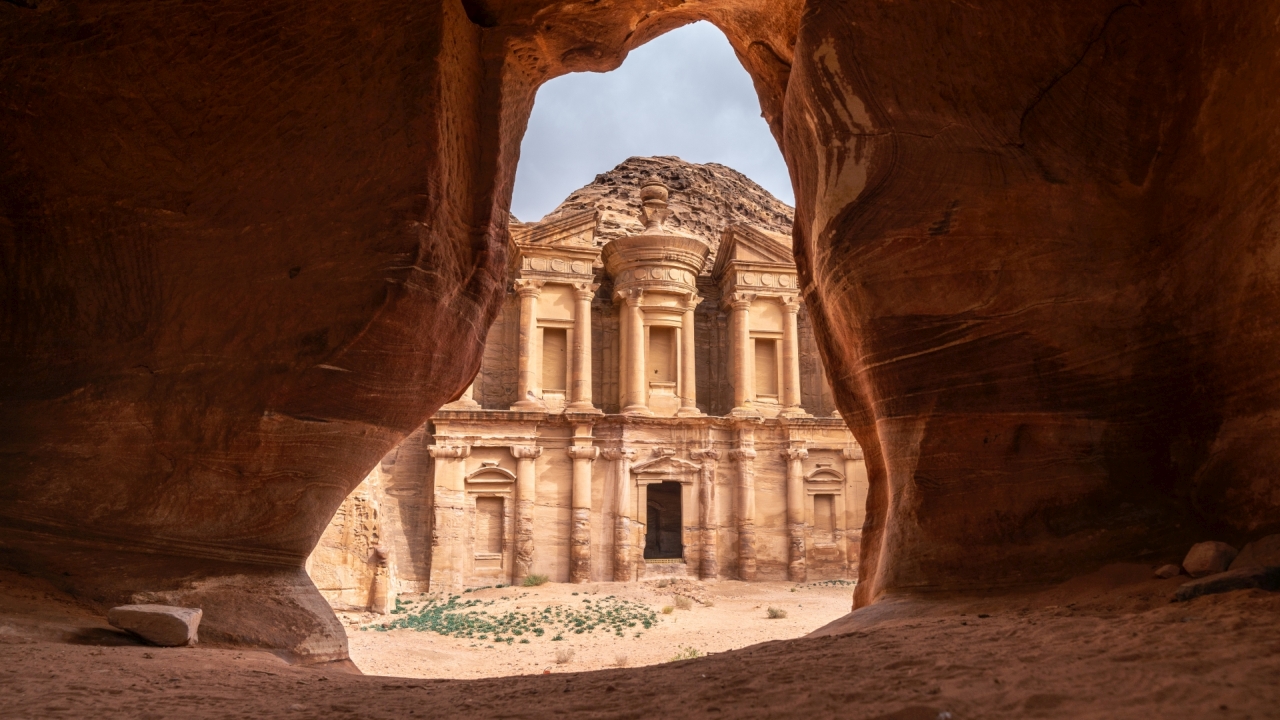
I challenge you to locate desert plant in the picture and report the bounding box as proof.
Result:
[702,599,715,608]
[661,605,675,614]
[766,606,788,619]
[555,647,574,664]
[614,652,629,668]
[654,578,672,588]
[523,573,549,587]
[668,646,703,662]
[673,595,693,611]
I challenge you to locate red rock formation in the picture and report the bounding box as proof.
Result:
[3,0,1279,662]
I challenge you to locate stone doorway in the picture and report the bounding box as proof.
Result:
[644,481,683,560]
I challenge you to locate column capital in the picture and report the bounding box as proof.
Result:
[614,287,644,306]
[601,447,637,462]
[728,448,757,462]
[842,446,864,461]
[573,282,599,301]
[691,449,721,462]
[567,445,599,461]
[725,291,756,310]
[684,292,704,310]
[782,447,809,461]
[510,444,543,459]
[428,444,471,459]
[780,295,801,313]
[513,278,545,298]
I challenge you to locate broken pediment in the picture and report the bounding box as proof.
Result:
[630,455,702,477]
[711,224,794,280]
[517,209,599,248]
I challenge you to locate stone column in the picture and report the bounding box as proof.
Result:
[728,293,755,414]
[780,296,807,417]
[729,445,758,581]
[603,448,637,581]
[568,283,599,412]
[510,444,542,584]
[442,380,481,410]
[677,293,703,417]
[427,444,470,592]
[513,280,545,410]
[843,445,869,576]
[783,445,809,582]
[619,289,651,415]
[691,449,720,580]
[567,444,598,583]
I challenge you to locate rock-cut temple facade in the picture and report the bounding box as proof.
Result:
[308,163,866,611]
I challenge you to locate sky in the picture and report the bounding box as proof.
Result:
[510,21,793,222]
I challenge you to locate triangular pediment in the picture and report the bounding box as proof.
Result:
[519,209,599,248]
[711,224,794,279]
[631,455,701,475]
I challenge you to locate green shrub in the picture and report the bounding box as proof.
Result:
[668,646,702,662]
[523,574,549,587]
[767,607,787,619]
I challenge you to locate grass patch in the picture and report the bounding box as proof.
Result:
[668,646,703,662]
[366,594,659,640]
[522,573,549,587]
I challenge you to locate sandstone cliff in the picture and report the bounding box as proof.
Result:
[538,156,794,254]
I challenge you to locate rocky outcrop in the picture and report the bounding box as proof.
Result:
[539,156,794,254]
[3,0,1280,661]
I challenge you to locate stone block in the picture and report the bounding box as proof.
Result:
[1181,541,1238,578]
[107,604,202,646]
[1153,564,1182,579]
[1228,534,1280,570]
[1173,567,1280,602]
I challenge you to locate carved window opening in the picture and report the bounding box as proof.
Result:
[753,338,778,398]
[813,493,835,542]
[648,326,676,383]
[542,327,568,392]
[644,481,683,559]
[475,496,504,555]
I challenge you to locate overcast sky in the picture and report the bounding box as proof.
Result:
[510,21,793,222]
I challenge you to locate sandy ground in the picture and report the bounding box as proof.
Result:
[3,564,1280,719]
[341,579,854,678]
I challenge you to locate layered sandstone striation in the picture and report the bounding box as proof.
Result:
[2,0,1280,665]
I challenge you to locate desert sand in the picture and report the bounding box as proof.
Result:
[342,579,854,678]
[3,564,1279,719]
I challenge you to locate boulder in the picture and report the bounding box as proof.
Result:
[1173,567,1280,602]
[107,605,202,647]
[1228,534,1280,570]
[1181,542,1239,578]
[1154,564,1182,579]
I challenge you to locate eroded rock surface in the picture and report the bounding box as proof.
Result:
[107,605,201,647]
[3,0,1280,662]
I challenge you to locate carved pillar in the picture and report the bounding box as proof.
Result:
[567,444,599,583]
[513,280,545,410]
[728,293,756,415]
[618,289,651,415]
[691,449,720,580]
[510,444,542,584]
[729,444,758,581]
[783,445,809,582]
[677,294,703,417]
[843,445,868,577]
[603,448,638,581]
[427,444,471,592]
[780,296,807,417]
[568,283,599,412]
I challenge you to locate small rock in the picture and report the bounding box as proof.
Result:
[1173,566,1280,602]
[1181,541,1238,578]
[1228,534,1280,570]
[1154,563,1182,579]
[107,604,201,646]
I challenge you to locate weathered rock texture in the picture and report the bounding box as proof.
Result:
[107,604,202,647]
[541,156,794,253]
[3,0,1280,661]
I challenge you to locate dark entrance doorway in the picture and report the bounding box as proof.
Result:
[644,481,683,559]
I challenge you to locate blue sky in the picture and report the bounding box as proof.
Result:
[510,21,793,222]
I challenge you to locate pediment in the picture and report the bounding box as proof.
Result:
[631,455,701,475]
[711,224,794,279]
[520,209,599,248]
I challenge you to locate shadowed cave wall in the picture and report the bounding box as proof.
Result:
[1,0,1278,660]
